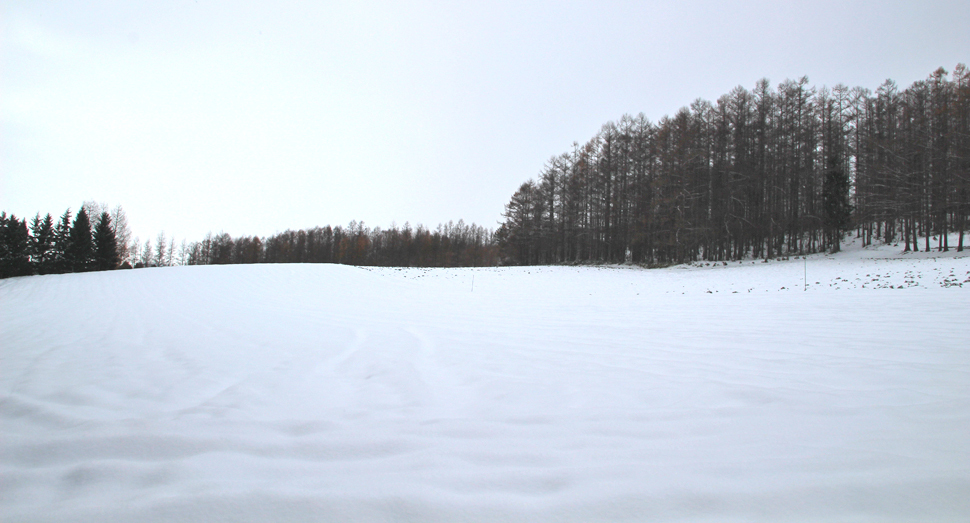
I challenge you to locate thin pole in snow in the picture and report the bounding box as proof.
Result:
[804,258,807,291]
[471,274,475,293]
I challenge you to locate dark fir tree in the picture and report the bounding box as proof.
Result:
[30,213,56,274]
[66,207,94,272]
[53,209,73,273]
[1,213,32,278]
[93,211,119,271]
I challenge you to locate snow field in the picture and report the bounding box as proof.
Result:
[1,238,968,522]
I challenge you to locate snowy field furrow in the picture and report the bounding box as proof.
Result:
[1,239,969,522]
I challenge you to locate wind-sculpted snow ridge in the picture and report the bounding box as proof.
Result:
[1,237,968,522]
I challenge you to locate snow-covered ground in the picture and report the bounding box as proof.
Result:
[2,236,968,522]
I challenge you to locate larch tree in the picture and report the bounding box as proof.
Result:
[110,205,133,265]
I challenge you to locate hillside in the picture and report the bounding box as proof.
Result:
[1,237,968,522]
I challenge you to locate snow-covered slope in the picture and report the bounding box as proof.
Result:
[2,238,968,522]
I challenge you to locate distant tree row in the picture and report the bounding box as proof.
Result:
[182,220,498,267]
[2,210,498,278]
[0,202,131,278]
[498,65,970,265]
[1,204,497,278]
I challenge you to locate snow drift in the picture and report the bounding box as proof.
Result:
[2,239,969,522]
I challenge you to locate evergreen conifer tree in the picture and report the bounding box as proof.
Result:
[0,212,10,277]
[66,208,94,272]
[53,209,73,273]
[93,211,119,271]
[30,213,56,274]
[1,213,32,278]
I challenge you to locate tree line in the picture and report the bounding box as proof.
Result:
[179,220,498,267]
[497,65,970,265]
[0,202,129,278]
[7,65,967,276]
[1,207,498,278]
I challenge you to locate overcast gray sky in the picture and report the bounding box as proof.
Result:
[2,0,967,243]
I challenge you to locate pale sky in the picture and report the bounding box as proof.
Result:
[2,0,967,244]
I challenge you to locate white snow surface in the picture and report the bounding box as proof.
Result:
[2,237,969,522]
